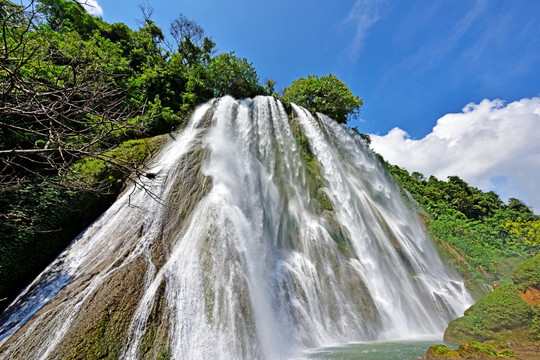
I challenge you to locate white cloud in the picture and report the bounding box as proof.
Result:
[76,0,103,16]
[370,97,540,212]
[342,0,386,63]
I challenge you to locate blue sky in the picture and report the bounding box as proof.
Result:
[83,0,540,211]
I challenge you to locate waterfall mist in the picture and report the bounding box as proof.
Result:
[0,96,472,359]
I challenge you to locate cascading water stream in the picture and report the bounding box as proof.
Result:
[0,96,473,359]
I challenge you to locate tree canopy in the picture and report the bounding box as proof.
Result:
[281,73,363,124]
[0,0,268,187]
[207,52,264,99]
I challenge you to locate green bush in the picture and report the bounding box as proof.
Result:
[0,182,113,310]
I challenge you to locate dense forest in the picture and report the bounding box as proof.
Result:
[0,1,538,350]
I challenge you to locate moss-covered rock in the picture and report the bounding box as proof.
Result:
[59,256,148,359]
[71,135,168,187]
[458,342,515,359]
[289,115,334,213]
[425,342,516,360]
[444,255,540,346]
[425,344,461,359]
[444,284,536,344]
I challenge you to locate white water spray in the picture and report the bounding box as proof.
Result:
[0,96,472,359]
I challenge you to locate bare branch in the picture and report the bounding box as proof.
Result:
[0,1,152,195]
[137,0,154,27]
[169,13,205,49]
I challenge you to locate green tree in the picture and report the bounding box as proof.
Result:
[282,73,363,124]
[505,198,534,220]
[207,52,265,99]
[129,20,166,73]
[264,79,277,96]
[37,0,100,37]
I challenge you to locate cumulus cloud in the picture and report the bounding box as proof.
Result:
[76,0,103,16]
[370,97,540,212]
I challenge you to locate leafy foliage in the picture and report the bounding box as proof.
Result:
[445,284,535,343]
[387,165,539,288]
[0,180,112,306]
[207,52,265,99]
[281,73,362,124]
[427,342,516,359]
[512,254,540,292]
[37,0,100,35]
[502,218,540,254]
[1,0,144,187]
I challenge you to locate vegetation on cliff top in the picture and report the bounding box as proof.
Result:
[281,73,363,124]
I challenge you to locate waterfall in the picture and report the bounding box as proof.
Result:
[0,96,472,359]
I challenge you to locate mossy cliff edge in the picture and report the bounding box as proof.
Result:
[425,255,540,360]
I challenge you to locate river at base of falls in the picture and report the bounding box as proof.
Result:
[301,339,445,360]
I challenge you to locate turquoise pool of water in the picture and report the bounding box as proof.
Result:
[301,340,442,359]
